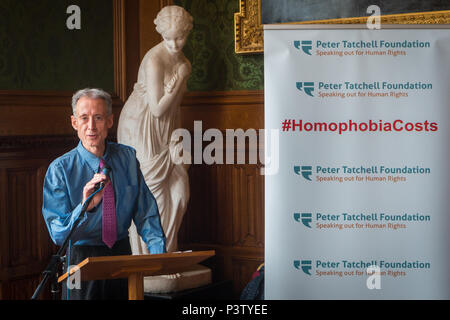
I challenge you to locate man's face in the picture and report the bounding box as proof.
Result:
[71,97,113,156]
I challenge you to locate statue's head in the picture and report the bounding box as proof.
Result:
[154,6,193,54]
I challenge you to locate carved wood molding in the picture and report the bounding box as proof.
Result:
[234,0,450,54]
[182,90,264,106]
[0,135,77,151]
[234,0,263,54]
[0,133,116,153]
[180,90,264,131]
[160,0,173,7]
[113,0,127,103]
[0,91,72,106]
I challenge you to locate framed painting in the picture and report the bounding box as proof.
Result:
[235,0,450,54]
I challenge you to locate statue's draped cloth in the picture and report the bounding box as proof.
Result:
[118,54,189,254]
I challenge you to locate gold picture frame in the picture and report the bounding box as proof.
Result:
[234,0,450,54]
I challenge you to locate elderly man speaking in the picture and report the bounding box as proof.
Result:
[42,88,166,300]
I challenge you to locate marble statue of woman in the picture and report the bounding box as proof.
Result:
[118,7,211,293]
[117,5,193,254]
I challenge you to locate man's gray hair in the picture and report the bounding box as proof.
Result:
[71,88,112,116]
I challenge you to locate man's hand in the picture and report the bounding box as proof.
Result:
[82,173,109,211]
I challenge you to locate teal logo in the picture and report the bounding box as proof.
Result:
[296,82,315,97]
[294,40,312,55]
[294,165,313,181]
[294,260,312,275]
[294,213,312,228]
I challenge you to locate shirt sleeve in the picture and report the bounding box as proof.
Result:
[132,159,167,254]
[42,162,93,246]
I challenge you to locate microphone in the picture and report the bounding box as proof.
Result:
[95,164,111,191]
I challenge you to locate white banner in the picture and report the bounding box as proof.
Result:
[264,25,450,299]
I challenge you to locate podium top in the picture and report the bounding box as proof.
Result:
[58,250,215,282]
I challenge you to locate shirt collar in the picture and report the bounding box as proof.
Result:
[76,141,112,172]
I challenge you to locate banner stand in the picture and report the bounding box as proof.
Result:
[264,24,450,299]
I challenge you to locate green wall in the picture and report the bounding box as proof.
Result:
[0,0,263,92]
[174,0,264,91]
[0,0,114,91]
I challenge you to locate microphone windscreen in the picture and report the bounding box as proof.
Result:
[101,165,111,178]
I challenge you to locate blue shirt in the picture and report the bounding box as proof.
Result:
[42,141,166,254]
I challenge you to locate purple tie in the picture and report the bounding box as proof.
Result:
[100,159,117,249]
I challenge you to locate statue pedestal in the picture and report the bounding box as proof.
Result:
[143,264,212,294]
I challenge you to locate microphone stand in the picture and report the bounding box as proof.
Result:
[31,184,105,300]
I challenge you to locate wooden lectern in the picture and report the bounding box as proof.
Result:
[58,250,215,300]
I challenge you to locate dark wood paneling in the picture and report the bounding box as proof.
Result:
[0,136,78,300]
[232,256,264,298]
[2,275,43,300]
[125,0,140,97]
[231,165,264,248]
[180,91,264,131]
[138,0,173,59]
[178,90,265,298]
[0,0,265,297]
[0,3,130,298]
[6,167,39,268]
[0,0,177,300]
[0,88,265,300]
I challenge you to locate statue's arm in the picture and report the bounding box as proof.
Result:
[145,57,187,118]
